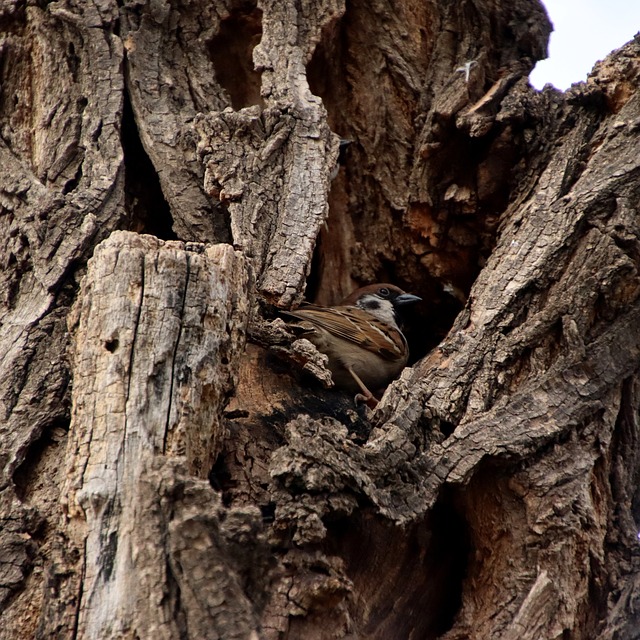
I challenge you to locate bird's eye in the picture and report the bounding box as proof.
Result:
[378,287,390,297]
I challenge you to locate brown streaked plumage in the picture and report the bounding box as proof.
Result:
[285,284,421,405]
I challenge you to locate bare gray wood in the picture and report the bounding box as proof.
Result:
[58,232,249,638]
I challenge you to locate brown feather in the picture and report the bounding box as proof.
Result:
[284,305,405,361]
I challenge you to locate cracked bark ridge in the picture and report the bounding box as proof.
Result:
[40,232,250,638]
[1,1,125,291]
[196,0,341,308]
[136,459,269,640]
[0,0,125,623]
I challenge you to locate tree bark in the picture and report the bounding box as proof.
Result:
[1,0,639,639]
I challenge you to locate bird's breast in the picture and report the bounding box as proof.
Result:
[310,330,407,392]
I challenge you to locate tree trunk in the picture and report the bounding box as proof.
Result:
[1,0,639,639]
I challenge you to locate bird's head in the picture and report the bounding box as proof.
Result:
[342,283,421,327]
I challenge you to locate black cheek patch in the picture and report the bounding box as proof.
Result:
[363,299,381,311]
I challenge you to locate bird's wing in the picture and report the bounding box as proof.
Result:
[284,305,405,361]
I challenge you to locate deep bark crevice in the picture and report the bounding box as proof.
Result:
[208,1,264,110]
[322,501,468,639]
[209,450,237,508]
[121,92,176,240]
[12,417,70,505]
[304,5,466,362]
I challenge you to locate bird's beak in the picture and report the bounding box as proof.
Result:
[396,293,422,306]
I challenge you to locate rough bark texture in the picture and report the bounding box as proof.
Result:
[1,0,639,639]
[55,233,251,638]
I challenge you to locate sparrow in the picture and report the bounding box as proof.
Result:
[285,284,421,406]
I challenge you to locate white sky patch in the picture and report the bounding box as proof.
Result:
[530,0,640,90]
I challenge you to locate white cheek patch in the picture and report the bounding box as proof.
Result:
[357,296,397,328]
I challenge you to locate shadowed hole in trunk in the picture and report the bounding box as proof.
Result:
[121,92,177,240]
[305,8,468,364]
[323,499,468,639]
[208,1,264,110]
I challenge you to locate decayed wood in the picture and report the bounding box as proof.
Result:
[311,0,553,307]
[40,232,251,638]
[1,0,640,638]
[122,0,340,299]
